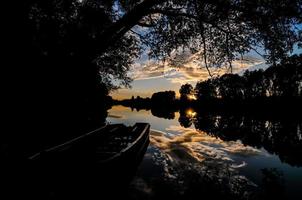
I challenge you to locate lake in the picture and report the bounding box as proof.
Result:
[107,105,302,200]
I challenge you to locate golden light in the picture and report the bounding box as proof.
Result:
[186,109,197,118]
[187,94,197,100]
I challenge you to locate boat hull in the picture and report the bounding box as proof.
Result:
[26,123,150,199]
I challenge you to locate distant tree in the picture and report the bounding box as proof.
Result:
[243,70,266,99]
[194,54,302,101]
[217,74,245,100]
[195,79,218,100]
[179,83,194,101]
[264,55,302,97]
[151,91,176,105]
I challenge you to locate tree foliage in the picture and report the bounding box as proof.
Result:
[179,83,194,100]
[139,0,302,67]
[18,0,302,91]
[151,90,176,104]
[7,0,302,134]
[194,54,302,100]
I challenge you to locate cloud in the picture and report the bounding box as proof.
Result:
[107,114,124,119]
[130,52,266,85]
[111,52,267,99]
[129,61,166,80]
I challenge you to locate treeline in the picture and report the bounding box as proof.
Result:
[114,91,178,119]
[115,91,177,107]
[193,55,302,101]
[115,55,302,115]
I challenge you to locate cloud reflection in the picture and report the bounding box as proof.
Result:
[138,125,262,198]
[155,125,262,161]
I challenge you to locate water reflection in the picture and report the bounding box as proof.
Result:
[107,105,302,199]
[186,109,197,118]
[128,127,266,199]
[114,105,302,167]
[192,113,302,167]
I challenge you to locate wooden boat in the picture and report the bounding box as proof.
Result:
[28,123,150,166]
[25,123,150,198]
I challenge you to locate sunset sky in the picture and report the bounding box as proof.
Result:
[111,47,301,100]
[111,50,268,100]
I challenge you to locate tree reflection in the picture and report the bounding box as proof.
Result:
[178,109,196,128]
[177,109,302,167]
[259,168,285,200]
[151,107,176,120]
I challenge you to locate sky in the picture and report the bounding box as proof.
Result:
[111,49,269,100]
[111,46,302,100]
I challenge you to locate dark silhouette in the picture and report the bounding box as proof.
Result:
[4,1,302,199]
[178,109,195,128]
[179,83,194,101]
[258,168,285,200]
[24,123,150,199]
[114,55,302,167]
[151,107,177,120]
[116,55,302,118]
[123,96,152,111]
[5,0,301,161]
[195,55,302,101]
[115,91,178,119]
[191,111,302,167]
[114,99,302,167]
[151,91,176,105]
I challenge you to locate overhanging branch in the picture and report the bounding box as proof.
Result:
[94,0,167,57]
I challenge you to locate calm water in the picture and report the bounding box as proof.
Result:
[107,105,302,200]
